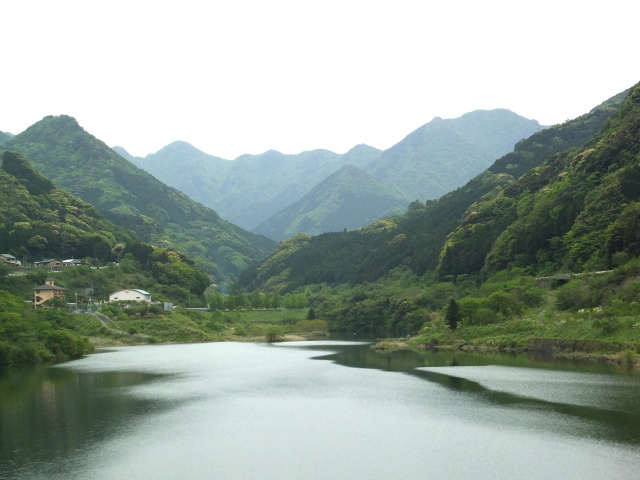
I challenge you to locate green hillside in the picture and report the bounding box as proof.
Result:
[439,82,640,278]
[241,91,627,293]
[4,116,275,282]
[131,111,540,235]
[253,165,409,241]
[133,142,382,231]
[0,150,134,260]
[0,150,210,300]
[367,109,544,200]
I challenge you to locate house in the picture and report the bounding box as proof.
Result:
[34,278,66,308]
[62,259,82,267]
[0,254,20,267]
[109,289,152,302]
[33,258,63,268]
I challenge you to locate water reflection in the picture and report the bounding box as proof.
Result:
[2,342,640,480]
[0,363,175,479]
[304,343,640,446]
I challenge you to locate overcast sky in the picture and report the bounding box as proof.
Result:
[2,1,638,160]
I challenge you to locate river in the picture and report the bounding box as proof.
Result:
[1,340,640,479]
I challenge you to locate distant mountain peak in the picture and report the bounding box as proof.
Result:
[155,140,204,156]
[367,108,544,200]
[253,162,409,241]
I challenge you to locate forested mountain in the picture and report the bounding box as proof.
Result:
[366,109,543,200]
[3,116,275,282]
[111,145,137,162]
[131,142,382,231]
[0,131,12,145]
[0,151,212,303]
[0,150,134,260]
[438,83,640,279]
[253,165,409,241]
[240,89,629,293]
[128,110,540,237]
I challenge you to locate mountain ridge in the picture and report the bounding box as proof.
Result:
[127,109,541,237]
[253,165,409,241]
[238,88,629,292]
[4,116,275,282]
[133,142,382,231]
[367,108,544,200]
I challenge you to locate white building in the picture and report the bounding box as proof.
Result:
[62,259,82,267]
[109,289,151,302]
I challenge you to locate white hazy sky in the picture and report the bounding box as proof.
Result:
[2,0,639,160]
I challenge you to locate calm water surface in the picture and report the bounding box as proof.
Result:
[1,341,640,479]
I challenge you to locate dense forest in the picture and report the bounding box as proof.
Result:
[3,116,275,282]
[234,82,640,355]
[253,165,408,241]
[0,151,134,261]
[0,151,210,303]
[239,89,629,292]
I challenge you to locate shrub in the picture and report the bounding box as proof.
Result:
[556,281,597,311]
[265,325,283,342]
[475,308,499,325]
[619,349,638,367]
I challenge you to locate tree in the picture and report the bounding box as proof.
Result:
[0,263,10,279]
[112,243,125,263]
[250,290,264,309]
[270,293,281,309]
[265,325,282,342]
[225,295,237,311]
[307,308,317,320]
[445,298,461,331]
[210,292,225,310]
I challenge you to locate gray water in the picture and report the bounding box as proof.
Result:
[2,341,640,480]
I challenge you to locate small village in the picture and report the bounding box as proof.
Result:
[1,253,154,310]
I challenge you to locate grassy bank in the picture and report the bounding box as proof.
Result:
[59,308,320,348]
[409,308,640,367]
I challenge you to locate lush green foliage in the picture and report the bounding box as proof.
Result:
[253,165,408,241]
[450,83,640,278]
[298,264,640,360]
[0,290,92,364]
[0,151,135,262]
[4,116,275,281]
[242,88,627,293]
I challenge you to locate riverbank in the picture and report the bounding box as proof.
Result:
[62,308,640,369]
[372,336,640,369]
[60,308,320,350]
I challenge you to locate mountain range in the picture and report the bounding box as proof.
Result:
[122,142,382,233]
[0,150,212,302]
[2,117,275,283]
[3,91,619,290]
[253,165,409,241]
[239,86,632,292]
[123,109,543,240]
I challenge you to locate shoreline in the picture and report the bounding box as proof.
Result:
[372,338,640,369]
